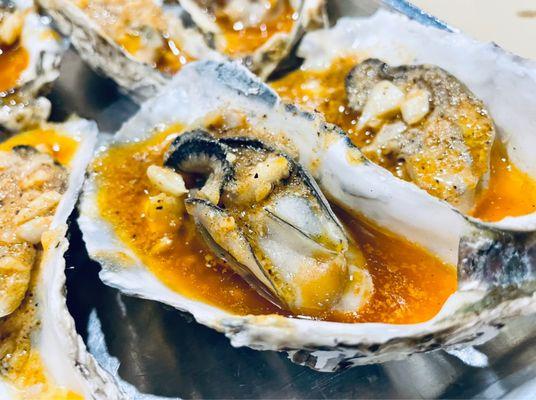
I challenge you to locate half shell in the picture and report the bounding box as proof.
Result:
[37,0,222,102]
[0,119,123,398]
[80,55,535,370]
[0,0,66,131]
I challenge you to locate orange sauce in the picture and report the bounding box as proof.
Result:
[272,55,536,222]
[11,350,83,399]
[215,0,296,56]
[271,55,363,143]
[78,0,193,75]
[0,129,79,165]
[94,127,456,324]
[116,33,193,75]
[155,39,194,75]
[333,207,456,324]
[0,43,29,93]
[471,143,536,221]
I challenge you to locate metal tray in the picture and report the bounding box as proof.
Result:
[48,0,536,398]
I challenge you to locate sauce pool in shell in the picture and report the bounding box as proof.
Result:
[94,125,457,324]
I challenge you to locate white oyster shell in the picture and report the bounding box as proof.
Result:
[0,119,124,398]
[0,0,66,131]
[79,56,535,370]
[36,0,223,102]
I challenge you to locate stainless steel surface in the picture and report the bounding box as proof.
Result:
[52,0,536,398]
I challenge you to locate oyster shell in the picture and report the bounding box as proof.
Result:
[37,0,326,100]
[272,11,536,224]
[0,119,123,398]
[0,0,66,131]
[79,55,535,370]
[178,0,328,78]
[36,0,223,101]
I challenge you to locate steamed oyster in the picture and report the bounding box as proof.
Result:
[37,0,222,100]
[271,13,535,223]
[0,0,66,131]
[179,0,328,78]
[164,130,372,314]
[0,120,123,398]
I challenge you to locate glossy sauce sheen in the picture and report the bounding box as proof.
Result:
[271,56,536,222]
[95,128,456,324]
[0,43,28,93]
[0,129,79,165]
[216,0,295,56]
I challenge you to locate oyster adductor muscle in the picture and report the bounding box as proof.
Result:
[164,130,372,314]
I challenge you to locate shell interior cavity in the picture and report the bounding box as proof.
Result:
[0,0,66,131]
[0,119,123,398]
[80,33,536,369]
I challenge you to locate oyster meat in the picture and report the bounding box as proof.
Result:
[164,130,372,314]
[0,120,123,398]
[271,11,535,227]
[344,59,495,212]
[0,0,66,131]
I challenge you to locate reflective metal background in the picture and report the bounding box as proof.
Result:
[51,0,536,398]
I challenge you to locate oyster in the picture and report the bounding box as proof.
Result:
[164,130,372,314]
[343,59,495,213]
[79,54,535,371]
[178,0,328,78]
[0,119,123,398]
[0,0,66,131]
[37,0,222,101]
[270,11,536,226]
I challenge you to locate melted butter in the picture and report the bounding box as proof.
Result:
[272,55,536,222]
[0,43,29,93]
[215,0,295,56]
[0,129,79,165]
[95,126,456,324]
